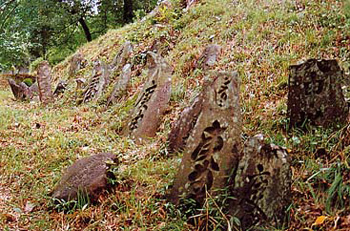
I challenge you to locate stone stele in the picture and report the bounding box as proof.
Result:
[37,61,54,105]
[109,41,132,73]
[288,59,348,127]
[106,63,132,106]
[81,60,109,103]
[168,71,242,205]
[126,51,173,142]
[51,152,118,202]
[229,134,291,230]
[197,44,222,70]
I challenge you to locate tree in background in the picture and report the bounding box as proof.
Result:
[0,0,157,71]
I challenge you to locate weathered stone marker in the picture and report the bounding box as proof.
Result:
[51,153,118,202]
[229,134,291,229]
[109,41,132,72]
[8,78,29,100]
[68,52,85,77]
[168,71,242,205]
[53,80,67,96]
[125,52,173,142]
[168,96,203,153]
[37,61,54,104]
[197,44,222,70]
[107,63,132,106]
[288,59,348,127]
[81,60,109,103]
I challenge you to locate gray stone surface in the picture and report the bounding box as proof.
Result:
[168,71,242,205]
[197,44,222,70]
[106,63,132,106]
[125,52,173,142]
[8,78,31,101]
[229,134,291,230]
[36,61,54,105]
[288,59,348,127]
[81,60,109,103]
[51,153,118,202]
[68,52,85,77]
[109,41,132,72]
[168,95,203,153]
[53,80,67,96]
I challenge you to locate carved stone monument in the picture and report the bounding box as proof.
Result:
[168,71,242,205]
[106,63,132,106]
[197,44,222,70]
[109,41,132,72]
[288,59,348,127]
[168,96,203,153]
[51,153,118,202]
[68,52,85,77]
[229,134,291,230]
[37,61,54,105]
[126,52,173,142]
[81,60,109,104]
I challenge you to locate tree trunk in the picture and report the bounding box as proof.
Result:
[78,17,92,42]
[123,0,134,24]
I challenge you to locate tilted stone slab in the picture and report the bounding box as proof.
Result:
[288,59,348,127]
[51,153,118,202]
[168,95,203,153]
[197,44,222,70]
[107,63,132,106]
[81,60,110,103]
[126,52,173,142]
[229,134,291,230]
[36,61,54,105]
[53,80,67,96]
[168,71,242,205]
[8,78,31,100]
[109,41,132,72]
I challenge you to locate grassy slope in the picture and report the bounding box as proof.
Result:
[1,0,350,230]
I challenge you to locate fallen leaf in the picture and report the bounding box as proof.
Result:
[312,215,327,226]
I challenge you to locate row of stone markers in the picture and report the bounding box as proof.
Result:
[17,42,347,229]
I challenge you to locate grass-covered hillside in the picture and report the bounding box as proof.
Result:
[1,0,350,230]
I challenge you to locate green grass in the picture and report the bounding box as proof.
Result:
[1,0,350,230]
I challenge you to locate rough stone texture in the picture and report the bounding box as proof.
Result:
[288,59,348,127]
[126,52,173,142]
[68,52,85,77]
[197,44,222,70]
[53,80,67,96]
[168,95,203,153]
[51,153,118,202]
[37,61,54,105]
[229,134,291,230]
[81,60,109,103]
[109,41,132,72]
[8,78,31,100]
[168,71,242,205]
[106,63,132,106]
